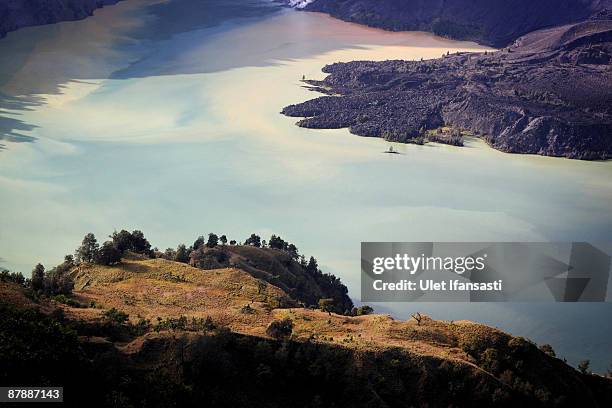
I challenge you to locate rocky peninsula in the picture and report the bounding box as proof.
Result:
[282,13,612,160]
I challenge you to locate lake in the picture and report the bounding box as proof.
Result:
[0,0,611,371]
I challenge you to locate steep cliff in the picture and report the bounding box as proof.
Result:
[0,0,123,38]
[298,0,612,47]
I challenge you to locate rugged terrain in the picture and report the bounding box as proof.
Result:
[2,250,612,407]
[0,0,123,38]
[282,14,612,160]
[296,0,612,47]
[198,243,354,313]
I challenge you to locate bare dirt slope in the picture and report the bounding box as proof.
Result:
[67,257,487,361]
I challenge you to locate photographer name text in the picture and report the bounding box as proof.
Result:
[372,279,503,292]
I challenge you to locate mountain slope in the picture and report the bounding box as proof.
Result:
[178,244,354,313]
[2,257,612,407]
[0,0,123,39]
[298,0,612,47]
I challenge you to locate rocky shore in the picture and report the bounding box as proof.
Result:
[282,15,612,160]
[0,0,123,39]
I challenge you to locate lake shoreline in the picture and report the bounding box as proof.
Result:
[281,16,612,161]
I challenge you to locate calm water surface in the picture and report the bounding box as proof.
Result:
[0,0,611,370]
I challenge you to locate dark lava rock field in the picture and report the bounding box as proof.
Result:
[282,15,612,160]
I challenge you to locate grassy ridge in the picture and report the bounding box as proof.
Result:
[1,255,611,407]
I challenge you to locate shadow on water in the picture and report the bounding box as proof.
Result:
[0,94,40,145]
[109,0,287,78]
[130,0,285,41]
[0,0,415,144]
[0,0,285,146]
[0,28,49,146]
[109,0,374,79]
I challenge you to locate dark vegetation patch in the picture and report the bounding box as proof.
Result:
[2,297,611,408]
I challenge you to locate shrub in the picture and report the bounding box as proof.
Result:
[53,255,75,274]
[539,344,556,357]
[152,316,213,332]
[0,269,25,286]
[244,234,261,247]
[578,360,590,374]
[318,298,335,315]
[109,230,152,255]
[104,308,129,325]
[206,233,219,248]
[163,248,176,260]
[29,259,75,296]
[269,235,287,250]
[76,233,99,263]
[46,276,72,296]
[129,230,151,255]
[459,333,490,358]
[95,241,122,266]
[240,304,255,314]
[31,263,45,291]
[193,236,205,250]
[353,305,374,316]
[52,294,82,308]
[110,230,134,252]
[268,235,299,259]
[189,247,229,270]
[174,244,190,263]
[266,318,293,340]
[481,348,501,374]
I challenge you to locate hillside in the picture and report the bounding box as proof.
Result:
[282,14,612,159]
[296,0,612,47]
[0,0,123,39]
[2,255,612,407]
[180,243,354,313]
